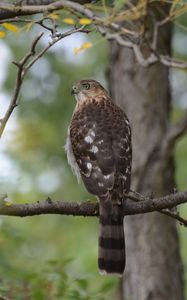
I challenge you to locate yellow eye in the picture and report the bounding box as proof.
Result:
[82,83,90,90]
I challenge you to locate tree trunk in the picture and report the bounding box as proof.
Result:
[108,5,184,300]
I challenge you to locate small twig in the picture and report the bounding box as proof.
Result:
[0,15,60,36]
[161,209,187,227]
[37,19,57,36]
[159,55,187,69]
[25,25,88,72]
[100,32,158,67]
[161,110,187,160]
[167,110,187,143]
[125,190,187,227]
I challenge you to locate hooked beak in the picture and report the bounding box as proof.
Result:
[71,86,78,95]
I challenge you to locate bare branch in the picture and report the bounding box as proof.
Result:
[25,25,89,72]
[159,56,187,69]
[125,191,187,227]
[0,1,97,20]
[161,110,187,159]
[0,190,187,227]
[167,110,187,143]
[0,32,43,138]
[0,25,89,139]
[101,32,158,67]
[18,0,93,5]
[0,1,60,20]
[161,209,187,227]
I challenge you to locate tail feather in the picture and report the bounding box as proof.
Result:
[98,203,125,276]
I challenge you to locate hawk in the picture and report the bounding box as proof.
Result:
[65,79,132,275]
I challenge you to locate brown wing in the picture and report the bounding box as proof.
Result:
[111,105,131,201]
[70,97,131,198]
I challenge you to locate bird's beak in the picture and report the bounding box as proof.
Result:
[71,86,78,95]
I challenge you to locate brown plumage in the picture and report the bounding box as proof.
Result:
[65,79,132,276]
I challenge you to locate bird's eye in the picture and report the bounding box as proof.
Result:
[82,83,90,90]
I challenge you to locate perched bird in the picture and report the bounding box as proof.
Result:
[65,79,132,276]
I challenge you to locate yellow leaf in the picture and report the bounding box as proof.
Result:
[73,42,93,55]
[0,31,5,38]
[63,18,75,25]
[81,42,92,49]
[79,18,92,25]
[2,23,19,32]
[48,13,60,20]
[4,199,13,206]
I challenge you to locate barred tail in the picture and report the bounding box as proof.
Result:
[98,203,125,276]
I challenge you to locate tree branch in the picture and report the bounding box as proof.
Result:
[0,25,89,138]
[161,110,187,159]
[0,32,44,138]
[167,110,187,144]
[0,1,94,20]
[1,1,187,70]
[126,191,187,227]
[1,190,187,226]
[161,208,187,227]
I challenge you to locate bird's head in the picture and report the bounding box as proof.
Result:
[71,79,108,102]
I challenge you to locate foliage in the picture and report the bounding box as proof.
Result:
[0,231,117,300]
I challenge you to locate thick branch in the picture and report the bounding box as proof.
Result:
[1,191,187,223]
[0,1,95,20]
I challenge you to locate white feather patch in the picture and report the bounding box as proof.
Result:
[104,174,111,179]
[90,145,98,153]
[87,162,92,170]
[90,130,95,137]
[64,128,81,183]
[84,136,93,144]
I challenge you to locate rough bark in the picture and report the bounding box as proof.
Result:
[108,5,184,300]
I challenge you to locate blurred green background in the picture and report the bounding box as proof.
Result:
[0,11,187,300]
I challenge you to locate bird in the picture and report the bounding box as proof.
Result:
[65,79,132,276]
